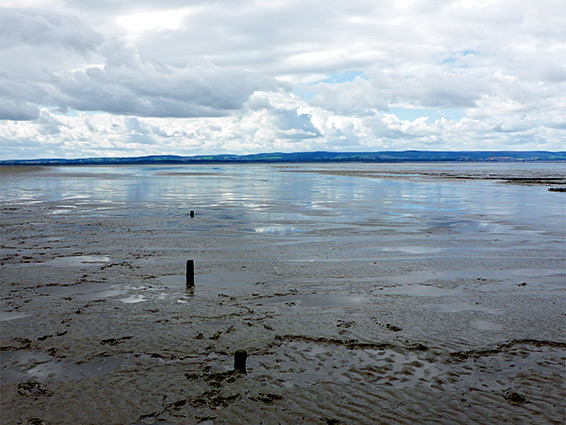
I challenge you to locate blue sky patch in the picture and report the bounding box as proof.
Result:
[294,70,366,100]
[320,70,366,84]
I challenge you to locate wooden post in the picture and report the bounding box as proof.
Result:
[234,349,247,373]
[186,260,194,288]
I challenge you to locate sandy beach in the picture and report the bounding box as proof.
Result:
[1,163,565,425]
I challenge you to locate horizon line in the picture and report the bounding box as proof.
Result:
[2,150,565,165]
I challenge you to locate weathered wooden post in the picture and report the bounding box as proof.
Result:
[234,349,247,373]
[186,260,194,288]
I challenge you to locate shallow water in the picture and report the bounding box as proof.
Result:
[2,163,564,231]
[255,293,368,307]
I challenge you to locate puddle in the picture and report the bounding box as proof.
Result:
[254,226,308,235]
[151,270,265,299]
[0,311,30,322]
[119,295,147,304]
[157,274,192,287]
[37,282,128,301]
[428,218,484,230]
[378,285,461,297]
[382,247,444,254]
[1,351,127,383]
[470,320,503,331]
[158,270,263,291]
[427,302,501,314]
[45,255,110,267]
[50,206,77,215]
[255,293,367,307]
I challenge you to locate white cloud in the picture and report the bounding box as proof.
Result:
[0,8,283,121]
[115,8,192,34]
[0,0,565,158]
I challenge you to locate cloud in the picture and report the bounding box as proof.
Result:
[0,8,283,121]
[0,8,103,52]
[54,56,283,117]
[275,109,321,140]
[0,0,565,158]
[309,76,387,115]
[0,101,40,121]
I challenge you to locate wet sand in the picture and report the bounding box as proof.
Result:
[1,163,565,424]
[0,166,46,175]
[278,163,566,186]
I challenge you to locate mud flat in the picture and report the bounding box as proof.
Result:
[278,162,566,186]
[1,163,565,424]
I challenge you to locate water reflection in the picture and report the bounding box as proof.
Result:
[254,226,306,235]
[1,163,564,237]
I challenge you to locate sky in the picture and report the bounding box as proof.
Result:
[1,0,565,159]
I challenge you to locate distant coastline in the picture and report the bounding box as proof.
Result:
[1,150,565,166]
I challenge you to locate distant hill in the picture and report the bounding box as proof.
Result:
[1,151,565,166]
